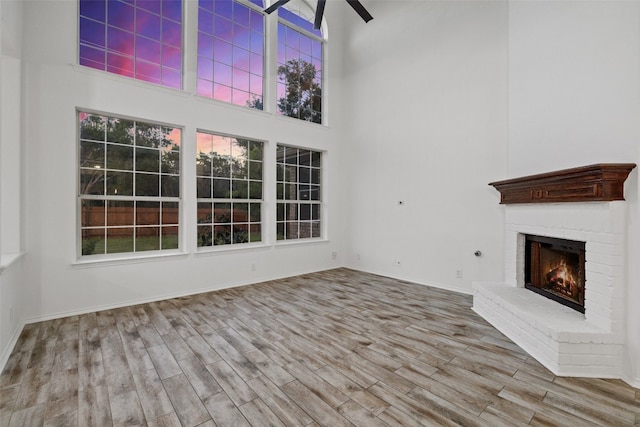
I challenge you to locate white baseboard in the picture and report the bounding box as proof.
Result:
[21,266,332,324]
[622,374,640,389]
[348,266,473,296]
[0,320,26,374]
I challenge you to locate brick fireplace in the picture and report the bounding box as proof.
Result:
[473,164,636,378]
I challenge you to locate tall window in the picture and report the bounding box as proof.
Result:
[79,0,183,89]
[197,0,264,109]
[276,145,321,240]
[196,132,263,247]
[78,1,329,118]
[277,2,323,123]
[79,112,181,256]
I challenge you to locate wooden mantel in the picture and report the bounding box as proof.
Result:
[489,163,636,204]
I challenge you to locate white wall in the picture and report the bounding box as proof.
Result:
[18,0,349,322]
[0,0,25,368]
[342,0,509,294]
[508,1,640,385]
[1,2,22,256]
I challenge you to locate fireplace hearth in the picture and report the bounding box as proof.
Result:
[473,163,636,379]
[524,235,585,313]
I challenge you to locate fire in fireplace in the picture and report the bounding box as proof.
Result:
[524,235,586,313]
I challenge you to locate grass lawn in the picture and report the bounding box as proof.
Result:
[83,235,179,255]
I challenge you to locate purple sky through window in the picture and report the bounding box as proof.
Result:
[278,6,321,38]
[197,0,264,109]
[79,0,183,89]
[78,0,324,114]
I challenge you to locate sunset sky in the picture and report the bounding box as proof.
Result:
[80,0,183,88]
[79,0,321,106]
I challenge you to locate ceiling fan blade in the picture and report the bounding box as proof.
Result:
[264,0,291,15]
[314,0,326,30]
[346,0,373,23]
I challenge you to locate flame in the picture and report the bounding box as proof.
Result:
[546,258,578,297]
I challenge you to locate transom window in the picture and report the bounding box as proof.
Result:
[78,112,181,256]
[276,2,323,123]
[78,1,326,121]
[196,132,263,247]
[197,0,265,108]
[79,0,183,89]
[276,145,321,240]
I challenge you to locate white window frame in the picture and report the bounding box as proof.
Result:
[276,144,322,241]
[77,110,183,260]
[195,131,265,250]
[275,1,325,124]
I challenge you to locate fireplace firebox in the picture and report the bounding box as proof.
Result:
[524,235,586,313]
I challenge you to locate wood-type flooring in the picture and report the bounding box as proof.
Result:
[1,268,639,426]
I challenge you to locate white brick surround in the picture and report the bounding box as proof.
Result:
[473,201,627,377]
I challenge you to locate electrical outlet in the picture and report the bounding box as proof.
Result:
[456,269,463,279]
[331,252,337,260]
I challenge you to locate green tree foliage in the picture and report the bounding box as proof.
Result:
[79,114,180,196]
[248,97,264,111]
[245,59,321,123]
[277,59,321,123]
[198,224,249,247]
[195,138,263,200]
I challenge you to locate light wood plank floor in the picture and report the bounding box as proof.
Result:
[1,268,639,426]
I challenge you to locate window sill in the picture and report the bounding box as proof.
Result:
[72,65,332,130]
[273,113,330,129]
[193,94,272,116]
[72,64,190,98]
[275,238,329,248]
[72,250,188,268]
[0,252,25,274]
[195,242,270,256]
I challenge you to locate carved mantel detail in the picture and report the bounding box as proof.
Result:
[489,163,636,204]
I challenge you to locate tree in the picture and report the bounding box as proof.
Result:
[277,59,322,124]
[248,97,263,111]
[79,114,179,196]
[244,59,322,123]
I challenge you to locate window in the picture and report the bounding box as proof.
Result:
[79,0,183,88]
[197,0,264,108]
[78,112,181,256]
[276,145,321,240]
[276,2,323,123]
[196,132,263,247]
[78,1,329,119]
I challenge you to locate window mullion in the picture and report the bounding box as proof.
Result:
[265,6,279,114]
[184,0,199,94]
